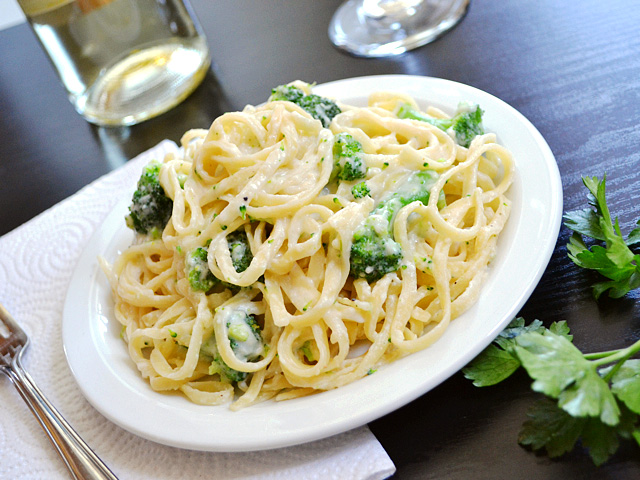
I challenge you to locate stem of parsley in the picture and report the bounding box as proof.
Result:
[583,341,640,361]
[583,349,621,360]
[588,338,640,381]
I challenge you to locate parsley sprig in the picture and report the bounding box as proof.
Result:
[463,318,640,465]
[564,175,640,299]
[463,174,640,465]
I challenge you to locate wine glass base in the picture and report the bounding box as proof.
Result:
[328,0,470,57]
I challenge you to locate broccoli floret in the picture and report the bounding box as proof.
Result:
[351,181,371,199]
[203,337,261,383]
[126,161,173,238]
[350,170,444,282]
[201,309,263,383]
[350,232,403,283]
[226,311,262,361]
[198,336,238,382]
[269,84,341,128]
[451,104,484,148]
[186,231,254,292]
[333,133,367,181]
[298,94,342,128]
[211,354,247,383]
[200,335,247,382]
[397,103,450,130]
[299,340,316,363]
[186,246,219,292]
[397,103,484,148]
[269,84,305,103]
[226,230,253,273]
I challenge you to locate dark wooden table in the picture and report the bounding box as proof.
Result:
[1,1,639,478]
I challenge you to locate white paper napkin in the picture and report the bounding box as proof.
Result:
[0,141,396,480]
[0,1,25,31]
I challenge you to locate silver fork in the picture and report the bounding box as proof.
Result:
[0,303,118,480]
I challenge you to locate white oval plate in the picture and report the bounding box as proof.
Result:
[63,75,562,452]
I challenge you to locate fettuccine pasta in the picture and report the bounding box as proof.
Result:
[102,81,514,409]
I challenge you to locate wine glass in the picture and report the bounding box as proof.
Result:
[328,0,470,57]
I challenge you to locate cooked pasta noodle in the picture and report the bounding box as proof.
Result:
[102,81,515,409]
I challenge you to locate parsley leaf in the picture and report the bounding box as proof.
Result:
[580,417,623,466]
[627,219,640,246]
[519,397,639,466]
[518,397,585,458]
[583,402,638,465]
[563,208,605,241]
[515,330,620,425]
[493,317,546,350]
[604,359,640,414]
[548,320,573,340]
[462,344,520,387]
[564,175,640,299]
[462,318,569,387]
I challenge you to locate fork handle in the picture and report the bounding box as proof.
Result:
[7,355,118,480]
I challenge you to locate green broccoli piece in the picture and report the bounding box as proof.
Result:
[200,335,247,383]
[333,133,367,181]
[201,309,263,383]
[397,103,484,148]
[350,170,444,282]
[269,84,305,104]
[298,94,342,128]
[451,105,484,148]
[397,104,450,130]
[211,354,247,383]
[186,231,254,292]
[126,161,173,238]
[350,232,403,283]
[351,181,371,199]
[226,312,262,361]
[299,340,316,363]
[269,84,341,128]
[186,246,219,292]
[226,230,253,273]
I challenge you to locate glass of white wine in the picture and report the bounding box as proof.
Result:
[328,0,469,57]
[18,0,211,126]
